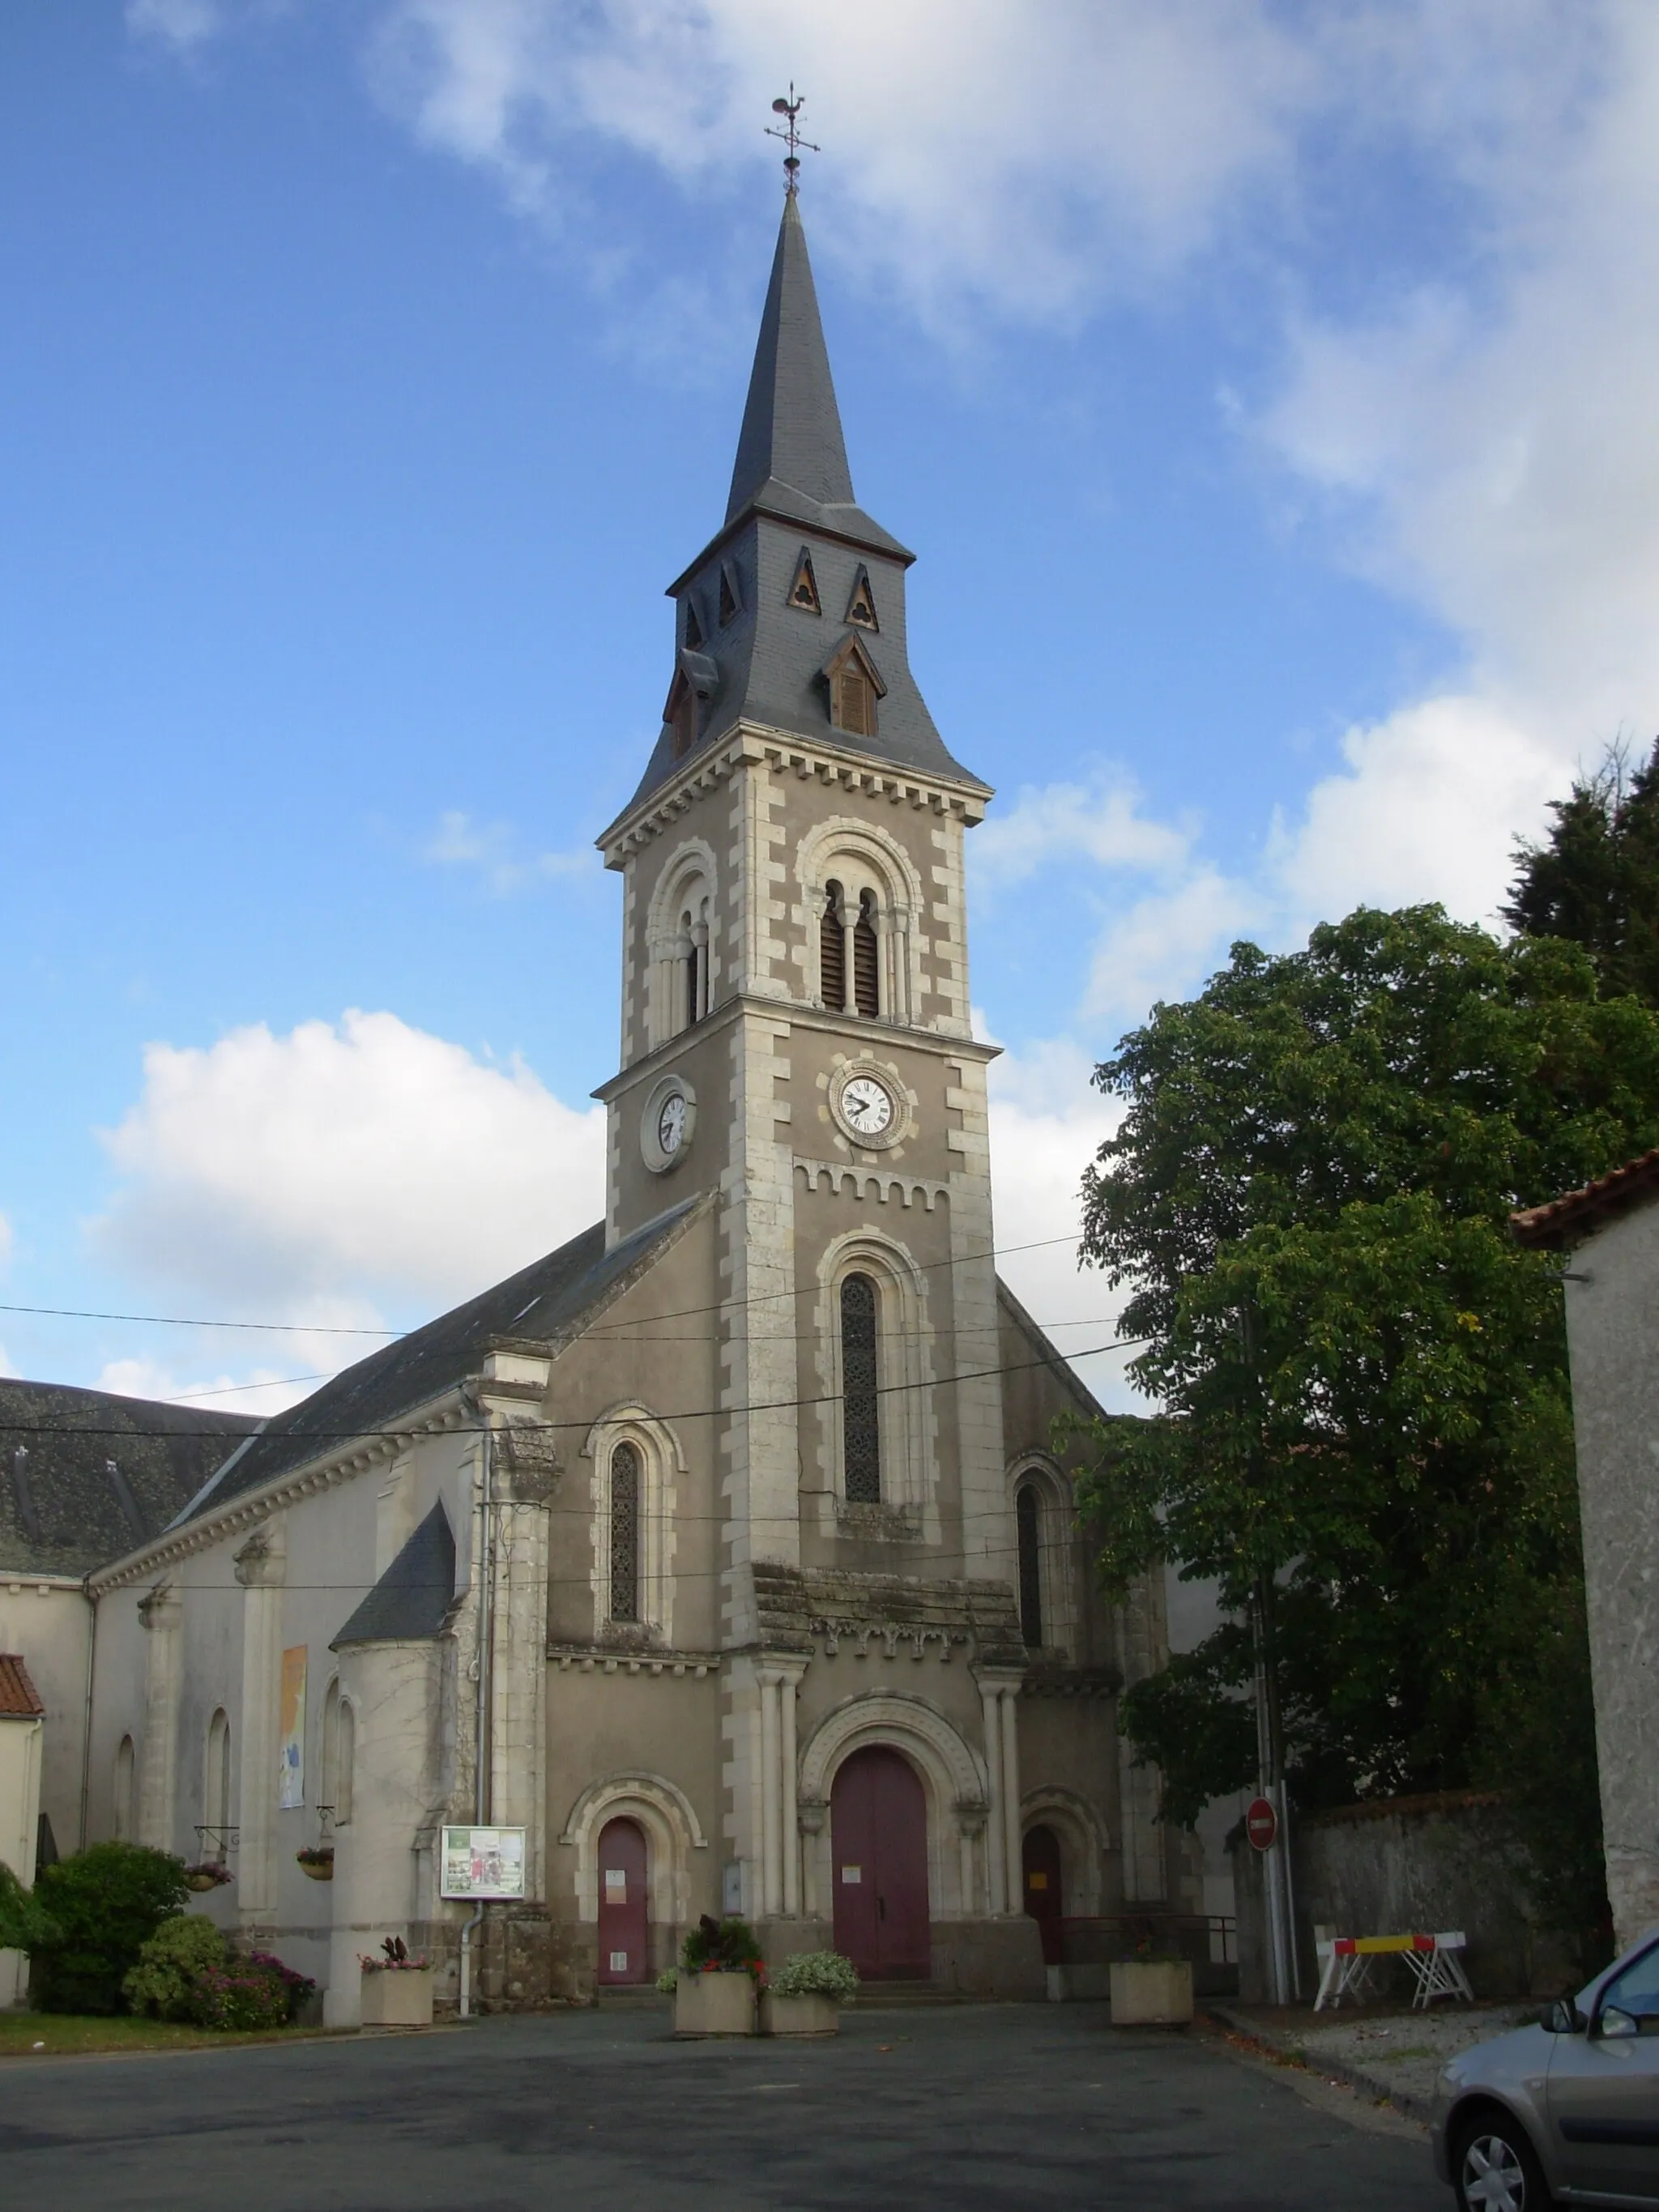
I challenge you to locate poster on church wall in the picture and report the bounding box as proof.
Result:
[278,1646,306,1809]
[439,1825,527,1900]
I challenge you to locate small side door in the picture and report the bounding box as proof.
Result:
[1546,1937,1659,2205]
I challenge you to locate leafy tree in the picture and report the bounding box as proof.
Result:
[1073,905,1659,1949]
[0,1861,58,1955]
[1503,737,1659,1004]
[32,1843,190,2014]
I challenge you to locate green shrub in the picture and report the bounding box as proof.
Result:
[679,1914,764,1981]
[0,1860,58,1954]
[769,1949,859,2001]
[32,1843,190,2014]
[122,1913,227,2020]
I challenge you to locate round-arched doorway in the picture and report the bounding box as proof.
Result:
[595,1816,649,1984]
[1021,1822,1064,1964]
[830,1745,930,1980]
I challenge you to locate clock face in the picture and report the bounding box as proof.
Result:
[657,1091,687,1154]
[839,1074,894,1139]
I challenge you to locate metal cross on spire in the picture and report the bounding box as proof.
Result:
[766,84,819,197]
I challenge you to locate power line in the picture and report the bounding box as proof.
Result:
[0,1302,399,1338]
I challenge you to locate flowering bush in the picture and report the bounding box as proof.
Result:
[769,1950,859,2001]
[190,1964,292,2031]
[359,1934,429,1971]
[246,1950,317,2021]
[679,1914,765,1984]
[655,1968,679,1994]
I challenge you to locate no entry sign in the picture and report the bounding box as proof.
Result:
[1246,1795,1278,1852]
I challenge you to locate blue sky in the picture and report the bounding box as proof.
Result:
[2,2,1656,1412]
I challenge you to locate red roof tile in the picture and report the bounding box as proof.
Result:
[0,1654,45,1719]
[1512,1146,1659,1249]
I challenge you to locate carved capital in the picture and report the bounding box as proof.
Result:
[495,1421,561,1505]
[796,1796,827,1837]
[137,1581,180,1632]
[232,1520,286,1588]
[954,1796,991,1839]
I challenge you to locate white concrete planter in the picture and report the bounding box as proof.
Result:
[1109,1959,1193,2026]
[360,1967,433,2030]
[760,1991,838,2037]
[674,1971,756,2037]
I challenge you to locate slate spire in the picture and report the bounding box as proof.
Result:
[726,195,855,524]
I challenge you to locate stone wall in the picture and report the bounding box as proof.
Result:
[1231,1792,1576,2004]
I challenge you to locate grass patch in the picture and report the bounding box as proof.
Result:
[0,2011,335,2057]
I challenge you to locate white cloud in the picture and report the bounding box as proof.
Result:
[972,771,1191,889]
[92,1010,607,1317]
[126,0,224,52]
[425,809,599,896]
[0,1211,12,1273]
[0,1343,15,1379]
[95,1356,325,1418]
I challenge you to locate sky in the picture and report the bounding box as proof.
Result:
[2,1,1657,1418]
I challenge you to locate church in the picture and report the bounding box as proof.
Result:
[2,189,1193,2022]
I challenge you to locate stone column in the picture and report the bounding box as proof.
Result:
[836,896,855,1013]
[234,1519,287,1939]
[797,1796,825,1922]
[999,1686,1023,1917]
[977,1674,1005,1915]
[759,1672,782,1916]
[136,1583,182,1853]
[780,1669,801,1916]
[489,1421,557,1903]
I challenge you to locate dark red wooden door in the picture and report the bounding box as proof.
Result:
[596,1817,649,1984]
[831,1746,930,1980]
[1022,1822,1065,1964]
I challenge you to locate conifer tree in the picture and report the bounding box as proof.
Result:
[1503,737,1659,1004]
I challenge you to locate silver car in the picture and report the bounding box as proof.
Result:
[1432,1930,1659,2208]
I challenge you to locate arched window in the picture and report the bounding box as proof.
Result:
[853,891,880,1017]
[1016,1484,1043,1649]
[114,1735,136,1841]
[322,1679,355,1826]
[679,901,709,1031]
[840,1273,881,1502]
[609,1443,641,1622]
[821,882,846,1010]
[205,1708,232,1848]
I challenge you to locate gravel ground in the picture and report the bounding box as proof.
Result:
[1213,2000,1537,2119]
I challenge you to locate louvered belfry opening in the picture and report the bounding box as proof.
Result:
[719,565,739,627]
[609,1443,641,1622]
[853,891,880,1016]
[1016,1482,1043,1649]
[834,664,872,737]
[840,1272,882,1502]
[684,938,700,1031]
[821,882,846,1009]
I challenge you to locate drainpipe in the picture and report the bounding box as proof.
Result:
[77,1575,100,1851]
[459,1421,493,2020]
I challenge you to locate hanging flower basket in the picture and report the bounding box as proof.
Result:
[183,1863,232,1894]
[296,1847,335,1882]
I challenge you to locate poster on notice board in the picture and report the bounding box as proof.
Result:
[440,1825,527,1900]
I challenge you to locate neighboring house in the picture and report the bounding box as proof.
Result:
[1514,1150,1659,1950]
[0,1653,45,2007]
[0,1382,257,1873]
[6,193,1192,2026]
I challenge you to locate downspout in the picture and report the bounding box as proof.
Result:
[459,1420,493,2020]
[78,1575,100,1851]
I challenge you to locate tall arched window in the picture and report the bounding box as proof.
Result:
[821,882,846,1010]
[840,1273,882,1502]
[1016,1483,1043,1649]
[852,891,880,1016]
[322,1678,355,1826]
[609,1443,641,1622]
[114,1735,136,1841]
[204,1708,232,1848]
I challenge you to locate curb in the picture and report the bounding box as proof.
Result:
[1206,2002,1437,2125]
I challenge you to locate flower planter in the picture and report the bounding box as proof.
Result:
[760,1991,838,2038]
[297,1852,335,1882]
[673,1970,756,2037]
[360,1967,433,2030]
[184,1869,229,1894]
[1108,1958,1193,2027]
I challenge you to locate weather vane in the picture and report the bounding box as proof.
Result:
[766,84,819,197]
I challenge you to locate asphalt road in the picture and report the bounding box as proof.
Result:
[0,2001,1439,2210]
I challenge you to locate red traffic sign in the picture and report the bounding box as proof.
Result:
[1246,1796,1278,1852]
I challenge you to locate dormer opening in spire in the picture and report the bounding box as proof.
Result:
[845,566,878,631]
[820,632,886,741]
[788,546,821,614]
[718,562,741,628]
[683,597,703,650]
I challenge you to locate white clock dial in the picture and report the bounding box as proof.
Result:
[657,1092,687,1154]
[840,1075,893,1137]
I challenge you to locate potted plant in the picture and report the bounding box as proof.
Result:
[359,1935,433,2030]
[760,1949,857,2037]
[182,1862,232,1894]
[672,1915,762,2037]
[296,1845,335,1882]
[1108,1927,1193,2027]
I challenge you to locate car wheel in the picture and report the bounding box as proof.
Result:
[1452,2114,1551,2212]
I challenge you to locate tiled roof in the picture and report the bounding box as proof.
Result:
[0,1653,45,1719]
[0,1382,258,1578]
[330,1501,455,1649]
[1511,1147,1659,1249]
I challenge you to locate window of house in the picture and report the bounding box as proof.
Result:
[840,1273,882,1502]
[609,1443,641,1622]
[205,1708,232,1848]
[821,882,847,1009]
[1016,1483,1043,1649]
[114,1735,135,1840]
[322,1678,355,1826]
[852,891,880,1016]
